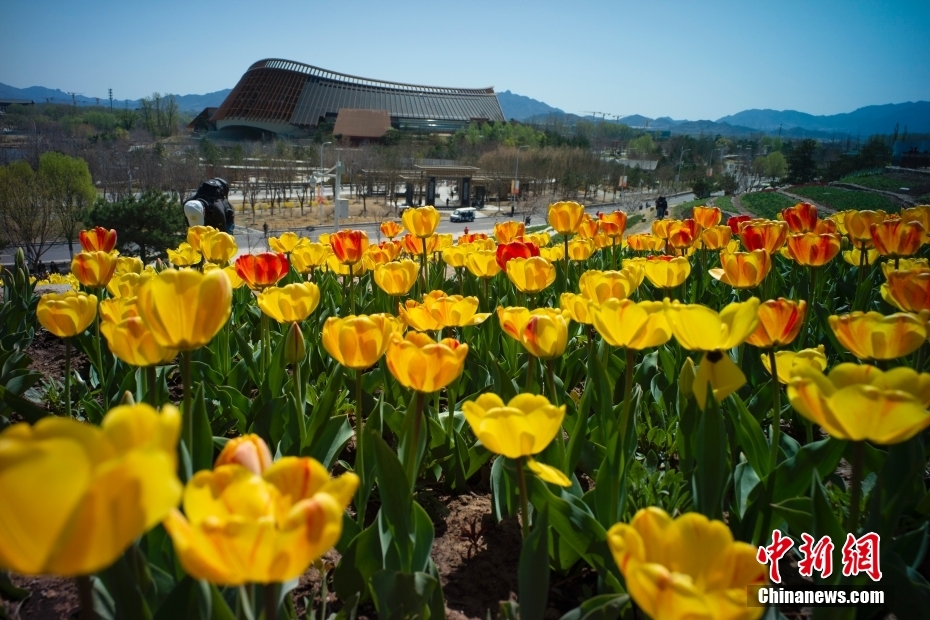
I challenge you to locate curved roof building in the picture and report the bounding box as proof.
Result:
[212,59,505,137]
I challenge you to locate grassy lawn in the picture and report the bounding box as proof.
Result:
[671,198,714,219]
[839,174,910,191]
[740,192,796,219]
[790,185,899,213]
[714,195,734,212]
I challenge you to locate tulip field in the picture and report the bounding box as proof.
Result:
[3,200,930,620]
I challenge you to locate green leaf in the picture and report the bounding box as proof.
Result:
[728,393,770,478]
[333,524,383,603]
[0,571,29,601]
[305,415,353,469]
[771,497,813,535]
[558,594,630,620]
[693,394,727,519]
[370,429,413,571]
[369,571,438,620]
[518,507,550,620]
[810,473,845,585]
[751,437,846,506]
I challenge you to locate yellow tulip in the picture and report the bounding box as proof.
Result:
[464,250,502,279]
[36,291,97,338]
[436,233,454,250]
[98,296,139,323]
[203,263,246,289]
[643,256,691,289]
[167,242,202,267]
[666,298,760,408]
[186,225,214,252]
[200,230,238,264]
[882,269,930,312]
[788,363,930,443]
[828,311,928,360]
[291,242,331,273]
[101,317,178,366]
[106,271,154,298]
[881,257,929,278]
[398,298,441,332]
[578,269,638,303]
[506,256,556,293]
[496,306,562,342]
[163,448,358,585]
[423,292,490,327]
[321,314,399,370]
[494,220,525,244]
[325,254,368,277]
[592,299,672,350]
[522,312,569,359]
[214,434,273,473]
[559,293,593,324]
[462,393,570,486]
[0,404,182,575]
[761,345,827,384]
[548,201,585,235]
[607,508,766,620]
[114,255,144,276]
[386,332,468,392]
[845,209,887,242]
[135,268,232,351]
[567,239,596,261]
[71,250,118,288]
[374,260,419,296]
[698,225,732,250]
[257,282,321,323]
[401,205,441,238]
[540,245,565,262]
[525,232,551,248]
[842,247,880,267]
[442,245,468,268]
[708,250,772,289]
[268,231,308,254]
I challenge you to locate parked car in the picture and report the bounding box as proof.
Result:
[450,207,476,223]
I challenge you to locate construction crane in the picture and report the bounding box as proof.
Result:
[67,92,84,106]
[582,111,606,122]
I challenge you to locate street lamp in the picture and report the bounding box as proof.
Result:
[319,141,332,171]
[512,145,529,212]
[675,148,690,193]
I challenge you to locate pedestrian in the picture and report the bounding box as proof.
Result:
[446,197,450,207]
[263,222,269,237]
[463,226,469,235]
[510,205,515,217]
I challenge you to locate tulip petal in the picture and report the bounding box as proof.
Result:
[526,458,571,487]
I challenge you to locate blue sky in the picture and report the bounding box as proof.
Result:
[2,0,928,119]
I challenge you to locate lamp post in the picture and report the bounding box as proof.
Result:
[512,145,529,212]
[318,142,332,224]
[675,147,690,193]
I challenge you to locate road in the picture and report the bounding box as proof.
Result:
[1,192,695,266]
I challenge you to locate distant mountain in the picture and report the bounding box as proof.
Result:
[0,82,231,111]
[716,102,930,135]
[496,90,564,121]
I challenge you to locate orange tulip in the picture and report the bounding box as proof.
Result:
[651,218,675,240]
[740,220,788,253]
[380,220,404,239]
[401,233,439,256]
[626,233,663,252]
[727,215,751,235]
[784,233,842,266]
[870,218,924,258]
[746,298,807,348]
[330,229,369,264]
[698,225,732,250]
[78,227,117,252]
[494,220,526,244]
[781,202,818,233]
[882,269,930,312]
[829,311,928,360]
[458,232,489,245]
[692,205,722,228]
[668,226,695,250]
[708,250,772,289]
[901,206,930,240]
[577,215,600,240]
[234,252,289,289]
[598,211,628,238]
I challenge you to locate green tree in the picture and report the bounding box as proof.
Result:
[627,134,656,157]
[717,172,738,195]
[690,177,714,199]
[786,139,819,184]
[38,152,97,257]
[763,152,787,182]
[0,161,58,268]
[84,191,186,262]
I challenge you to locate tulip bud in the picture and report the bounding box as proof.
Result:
[119,390,136,406]
[679,357,696,399]
[215,434,273,475]
[285,321,306,365]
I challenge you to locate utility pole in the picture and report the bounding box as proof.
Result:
[318,141,331,225]
[675,147,689,192]
[109,89,113,111]
[512,145,529,212]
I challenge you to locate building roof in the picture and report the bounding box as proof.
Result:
[212,58,505,135]
[333,109,392,139]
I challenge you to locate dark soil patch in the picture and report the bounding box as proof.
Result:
[27,330,90,384]
[4,574,79,619]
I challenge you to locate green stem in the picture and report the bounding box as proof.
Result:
[563,237,570,297]
[147,364,157,408]
[482,277,489,312]
[517,456,531,539]
[847,441,864,533]
[259,313,268,375]
[420,246,428,296]
[545,360,559,406]
[181,350,193,453]
[767,348,782,472]
[525,354,537,393]
[355,369,366,526]
[76,575,96,620]
[264,582,280,620]
[405,391,426,488]
[618,349,635,443]
[94,302,106,402]
[64,338,72,418]
[349,263,355,314]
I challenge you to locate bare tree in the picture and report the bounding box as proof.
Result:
[0,161,59,268]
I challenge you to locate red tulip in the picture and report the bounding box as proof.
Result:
[79,227,117,253]
[496,241,540,270]
[234,252,289,289]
